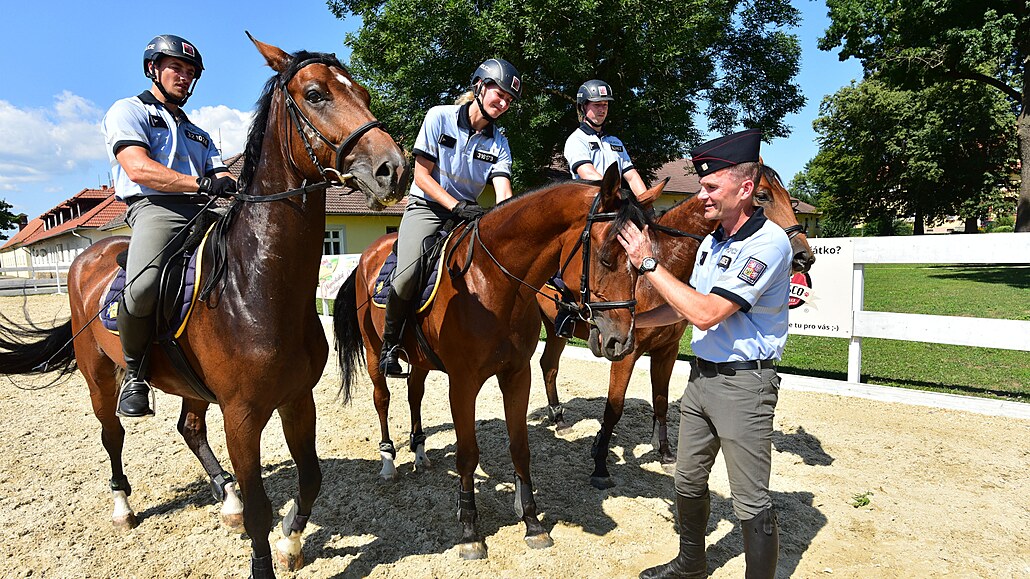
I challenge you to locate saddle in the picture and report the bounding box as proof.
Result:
[100,210,222,403]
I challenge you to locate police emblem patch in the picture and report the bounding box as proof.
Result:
[737,257,767,285]
[511,76,521,92]
[182,42,196,57]
[148,114,168,129]
[439,134,457,148]
[599,86,608,96]
[701,162,708,171]
[699,251,708,265]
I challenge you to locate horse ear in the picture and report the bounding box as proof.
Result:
[642,176,670,201]
[599,162,622,208]
[246,31,291,74]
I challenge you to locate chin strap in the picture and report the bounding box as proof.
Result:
[148,63,197,107]
[473,85,497,123]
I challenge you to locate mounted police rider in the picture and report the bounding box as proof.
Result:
[378,58,522,378]
[101,34,237,418]
[563,79,656,203]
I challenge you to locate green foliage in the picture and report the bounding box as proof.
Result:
[851,491,872,508]
[802,76,1017,232]
[326,0,806,189]
[0,200,18,240]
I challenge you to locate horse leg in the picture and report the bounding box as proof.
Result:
[499,365,553,550]
[176,399,244,529]
[648,342,679,470]
[273,390,322,572]
[84,357,137,530]
[407,366,431,470]
[222,403,277,579]
[538,323,571,433]
[450,383,487,559]
[370,363,398,481]
[589,354,639,489]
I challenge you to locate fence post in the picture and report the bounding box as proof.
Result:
[847,263,864,383]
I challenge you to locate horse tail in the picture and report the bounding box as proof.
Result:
[0,315,78,383]
[333,270,364,404]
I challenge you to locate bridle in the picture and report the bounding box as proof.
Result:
[234,56,384,204]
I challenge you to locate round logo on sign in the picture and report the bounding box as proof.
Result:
[788,272,812,309]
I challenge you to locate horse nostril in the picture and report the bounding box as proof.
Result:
[375,160,393,178]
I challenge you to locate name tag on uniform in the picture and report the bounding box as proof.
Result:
[149,114,168,129]
[717,254,733,269]
[439,134,457,148]
[184,129,209,147]
[609,144,624,152]
[473,150,498,163]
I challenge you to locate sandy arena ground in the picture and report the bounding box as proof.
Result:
[1,294,1028,578]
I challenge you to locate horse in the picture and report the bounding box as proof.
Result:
[333,163,660,559]
[0,35,406,578]
[537,164,815,488]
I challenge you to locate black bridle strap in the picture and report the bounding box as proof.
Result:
[232,180,331,203]
[782,224,805,240]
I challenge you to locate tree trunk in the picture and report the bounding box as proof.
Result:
[964,216,978,233]
[913,209,924,235]
[1017,82,1030,232]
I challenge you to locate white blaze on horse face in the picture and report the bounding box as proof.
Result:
[334,72,353,88]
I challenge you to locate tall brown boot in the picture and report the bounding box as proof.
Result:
[742,507,779,579]
[639,489,710,578]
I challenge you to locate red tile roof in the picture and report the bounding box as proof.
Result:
[0,218,44,250]
[2,188,127,248]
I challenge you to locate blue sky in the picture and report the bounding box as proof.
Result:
[0,0,861,229]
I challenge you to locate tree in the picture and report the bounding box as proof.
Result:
[819,0,1030,231]
[0,200,19,240]
[799,76,1016,235]
[327,0,805,188]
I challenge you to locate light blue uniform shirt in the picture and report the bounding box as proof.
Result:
[689,207,792,362]
[102,91,225,201]
[410,103,512,203]
[563,122,634,178]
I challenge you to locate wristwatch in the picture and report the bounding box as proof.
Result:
[638,256,658,275]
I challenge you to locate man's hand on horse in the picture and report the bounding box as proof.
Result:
[197,175,238,199]
[452,200,488,221]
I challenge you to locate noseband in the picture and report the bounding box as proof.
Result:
[235,56,383,203]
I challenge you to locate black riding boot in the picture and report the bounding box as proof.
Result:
[116,305,156,418]
[741,507,779,579]
[640,490,710,578]
[379,288,411,378]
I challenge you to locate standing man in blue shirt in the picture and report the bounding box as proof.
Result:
[101,34,237,418]
[563,79,657,203]
[378,58,521,377]
[617,129,790,579]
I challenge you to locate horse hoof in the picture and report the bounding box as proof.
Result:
[414,458,433,471]
[458,541,488,560]
[221,512,245,531]
[589,476,615,490]
[554,422,573,435]
[274,536,305,571]
[525,533,554,549]
[379,472,398,483]
[112,512,138,531]
[660,461,676,474]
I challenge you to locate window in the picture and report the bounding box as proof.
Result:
[386,226,398,235]
[323,227,344,255]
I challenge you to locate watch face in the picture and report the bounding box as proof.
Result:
[640,257,657,273]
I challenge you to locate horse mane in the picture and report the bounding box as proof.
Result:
[760,164,783,187]
[236,50,348,194]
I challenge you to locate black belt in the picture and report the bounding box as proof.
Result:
[695,357,777,377]
[125,194,210,206]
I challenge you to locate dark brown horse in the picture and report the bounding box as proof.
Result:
[537,165,815,488]
[0,36,406,578]
[334,164,657,559]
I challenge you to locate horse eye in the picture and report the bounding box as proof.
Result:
[305,89,325,103]
[756,189,771,203]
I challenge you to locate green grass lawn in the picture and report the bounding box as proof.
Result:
[322,264,1030,403]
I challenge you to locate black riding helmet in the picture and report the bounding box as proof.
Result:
[576,79,614,111]
[470,58,522,122]
[143,34,204,106]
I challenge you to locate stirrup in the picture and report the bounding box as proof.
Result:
[116,378,156,419]
[379,345,410,379]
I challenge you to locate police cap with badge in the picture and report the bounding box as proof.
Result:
[689,128,762,177]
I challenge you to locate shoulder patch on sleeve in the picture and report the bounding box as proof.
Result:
[737,257,768,286]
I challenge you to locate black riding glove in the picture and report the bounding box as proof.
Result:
[197,175,238,199]
[452,200,488,221]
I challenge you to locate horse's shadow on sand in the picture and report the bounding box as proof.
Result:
[142,393,832,577]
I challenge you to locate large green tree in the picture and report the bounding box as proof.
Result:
[819,0,1030,231]
[0,200,19,240]
[799,76,1016,235]
[327,0,805,188]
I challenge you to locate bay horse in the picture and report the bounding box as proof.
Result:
[334,164,657,559]
[0,36,406,578]
[537,165,815,488]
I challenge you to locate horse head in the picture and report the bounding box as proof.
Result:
[248,33,408,210]
[754,165,815,273]
[581,163,660,361]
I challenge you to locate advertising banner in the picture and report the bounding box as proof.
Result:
[787,238,854,338]
[317,254,361,300]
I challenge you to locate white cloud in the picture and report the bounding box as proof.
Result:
[188,105,252,159]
